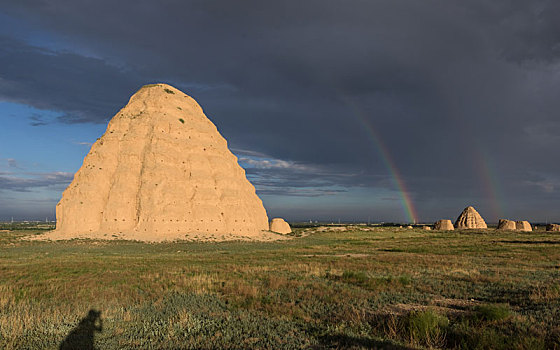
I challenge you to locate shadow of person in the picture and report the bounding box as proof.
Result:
[59,309,103,350]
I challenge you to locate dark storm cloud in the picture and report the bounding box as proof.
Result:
[237,151,392,197]
[485,1,560,64]
[246,167,358,197]
[1,0,560,220]
[0,35,143,124]
[257,187,347,198]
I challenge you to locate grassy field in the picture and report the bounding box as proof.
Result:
[1,226,559,349]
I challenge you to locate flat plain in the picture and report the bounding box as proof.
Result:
[1,225,559,349]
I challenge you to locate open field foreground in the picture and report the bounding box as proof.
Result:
[1,227,560,349]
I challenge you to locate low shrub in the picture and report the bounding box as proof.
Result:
[398,275,412,286]
[474,303,512,321]
[448,316,546,349]
[341,271,369,284]
[406,309,449,348]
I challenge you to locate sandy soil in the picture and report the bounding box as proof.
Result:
[27,229,290,243]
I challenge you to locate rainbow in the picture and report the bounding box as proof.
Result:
[475,149,504,222]
[340,95,419,224]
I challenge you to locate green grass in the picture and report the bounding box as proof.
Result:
[406,310,449,348]
[1,227,559,349]
[141,83,160,88]
[474,303,512,321]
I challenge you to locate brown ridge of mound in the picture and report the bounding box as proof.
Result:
[515,220,532,232]
[434,219,454,231]
[497,219,516,230]
[454,206,487,229]
[42,84,271,242]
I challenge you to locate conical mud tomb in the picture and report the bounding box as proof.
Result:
[52,84,271,241]
[454,206,487,229]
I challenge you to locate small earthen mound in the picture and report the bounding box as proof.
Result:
[406,225,413,229]
[454,206,487,229]
[434,220,454,231]
[422,226,432,231]
[497,219,516,230]
[269,218,291,234]
[546,224,560,232]
[515,221,532,232]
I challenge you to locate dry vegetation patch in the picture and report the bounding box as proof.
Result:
[1,227,559,348]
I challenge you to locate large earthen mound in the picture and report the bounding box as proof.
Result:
[515,220,532,232]
[546,224,560,232]
[269,218,291,234]
[497,219,516,230]
[44,84,274,242]
[434,220,454,231]
[454,206,487,229]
